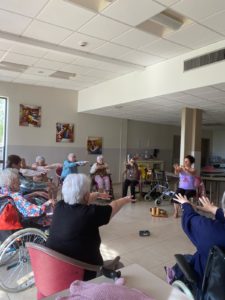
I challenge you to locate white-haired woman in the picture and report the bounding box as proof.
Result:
[32,155,61,200]
[46,173,132,280]
[90,155,110,193]
[0,168,54,226]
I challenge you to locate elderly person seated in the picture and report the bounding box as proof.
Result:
[31,155,61,200]
[0,168,54,239]
[90,155,111,193]
[122,157,139,202]
[46,174,132,280]
[166,193,225,291]
[61,153,88,181]
[6,154,50,196]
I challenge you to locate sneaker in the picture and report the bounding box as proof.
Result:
[164,266,175,284]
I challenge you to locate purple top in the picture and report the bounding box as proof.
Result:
[179,171,195,190]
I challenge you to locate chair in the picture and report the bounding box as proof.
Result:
[26,242,101,299]
[172,246,225,300]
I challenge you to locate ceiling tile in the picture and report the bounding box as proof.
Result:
[10,43,47,58]
[0,74,14,82]
[33,58,64,70]
[0,69,19,78]
[86,68,117,79]
[37,0,96,31]
[201,10,225,36]
[119,50,164,66]
[102,0,164,26]
[61,32,105,52]
[43,51,77,63]
[59,63,91,75]
[155,0,181,6]
[141,38,190,58]
[112,28,159,49]
[0,38,15,51]
[165,23,223,49]
[23,20,72,44]
[73,57,105,68]
[0,9,32,35]
[93,61,134,74]
[214,83,225,91]
[3,52,39,66]
[78,15,130,41]
[92,42,131,59]
[172,0,225,21]
[0,0,49,17]
[185,86,223,96]
[24,67,54,77]
[0,50,6,59]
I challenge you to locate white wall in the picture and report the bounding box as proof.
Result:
[0,82,128,182]
[127,120,181,170]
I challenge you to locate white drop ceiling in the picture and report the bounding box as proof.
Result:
[0,0,224,126]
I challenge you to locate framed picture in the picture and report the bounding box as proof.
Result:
[56,123,74,143]
[19,104,41,127]
[87,137,102,154]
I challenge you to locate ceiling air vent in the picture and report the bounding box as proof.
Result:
[0,61,28,72]
[50,71,76,80]
[184,48,225,71]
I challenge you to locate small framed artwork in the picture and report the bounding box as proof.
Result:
[56,123,74,143]
[87,137,102,154]
[19,104,41,127]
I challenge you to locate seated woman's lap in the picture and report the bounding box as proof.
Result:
[172,188,196,204]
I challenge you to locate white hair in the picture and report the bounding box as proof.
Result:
[36,155,45,163]
[67,153,76,160]
[0,168,19,188]
[97,155,103,162]
[62,174,90,205]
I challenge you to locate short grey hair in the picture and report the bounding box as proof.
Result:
[67,153,76,160]
[0,168,19,188]
[36,155,45,163]
[62,174,90,205]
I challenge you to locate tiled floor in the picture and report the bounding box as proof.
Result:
[1,187,195,300]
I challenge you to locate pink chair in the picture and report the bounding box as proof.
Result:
[26,242,101,300]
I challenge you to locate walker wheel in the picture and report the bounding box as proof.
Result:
[144,194,151,201]
[155,199,161,206]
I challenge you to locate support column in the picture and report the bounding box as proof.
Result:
[180,108,202,174]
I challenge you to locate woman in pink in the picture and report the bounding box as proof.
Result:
[173,155,197,218]
[90,156,110,193]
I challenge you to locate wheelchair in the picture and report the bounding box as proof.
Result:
[0,196,51,293]
[172,246,225,300]
[90,174,114,200]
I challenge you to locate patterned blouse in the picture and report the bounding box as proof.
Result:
[0,186,46,217]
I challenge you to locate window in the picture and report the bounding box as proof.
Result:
[0,97,7,170]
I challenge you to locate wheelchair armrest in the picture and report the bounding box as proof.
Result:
[174,254,198,284]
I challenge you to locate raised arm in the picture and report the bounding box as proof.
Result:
[109,196,132,218]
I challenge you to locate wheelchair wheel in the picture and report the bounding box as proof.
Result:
[0,228,47,293]
[172,280,195,300]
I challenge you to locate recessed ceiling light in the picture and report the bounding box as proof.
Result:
[78,41,88,47]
